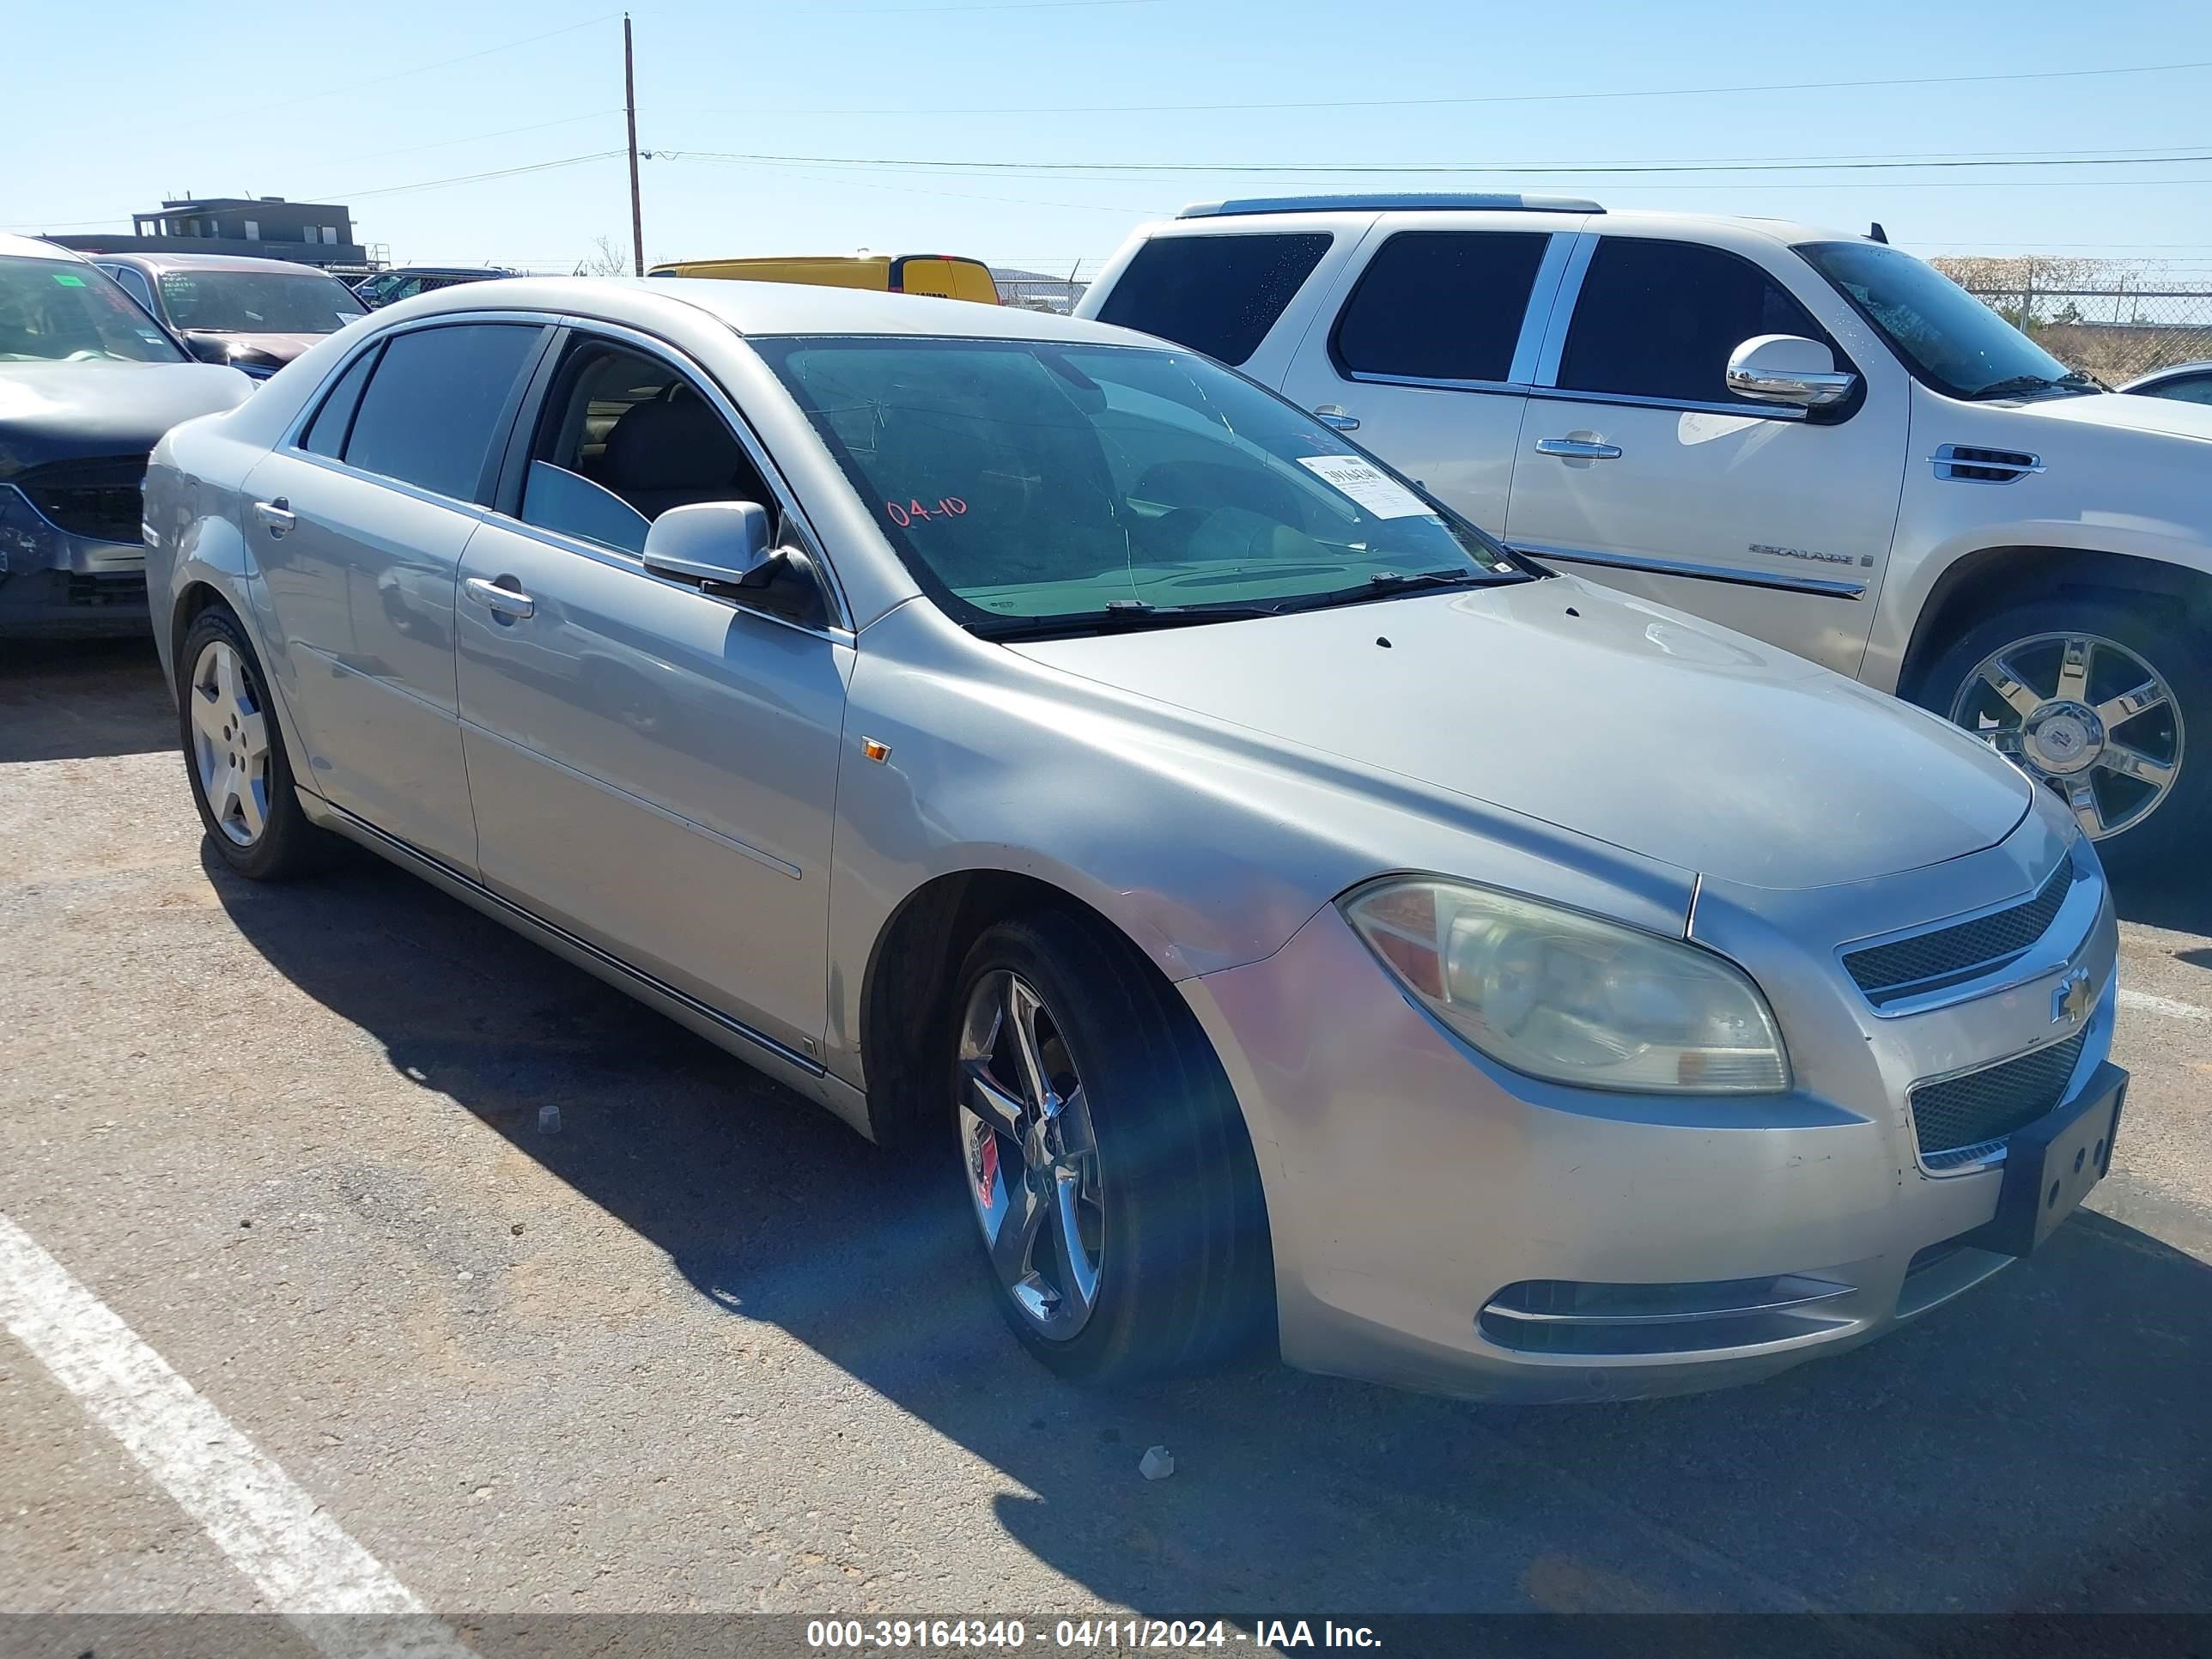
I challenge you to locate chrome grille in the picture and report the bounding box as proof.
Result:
[1911,1029,2087,1168]
[1844,861,2075,1006]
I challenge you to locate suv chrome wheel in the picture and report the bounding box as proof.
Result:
[187,639,272,847]
[1949,630,2183,841]
[956,969,1103,1342]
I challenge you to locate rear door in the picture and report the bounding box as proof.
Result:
[244,319,549,869]
[1500,234,1908,675]
[1278,218,1582,536]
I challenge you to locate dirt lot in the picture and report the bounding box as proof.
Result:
[3,638,2208,1621]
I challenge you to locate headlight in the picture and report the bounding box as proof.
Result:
[1341,878,1790,1094]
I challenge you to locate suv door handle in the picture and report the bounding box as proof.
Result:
[464,575,536,619]
[1534,437,1622,460]
[1313,404,1361,432]
[251,498,295,536]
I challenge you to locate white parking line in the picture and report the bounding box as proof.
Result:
[2118,986,2212,1025]
[0,1212,472,1659]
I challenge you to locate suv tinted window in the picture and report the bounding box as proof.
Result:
[1558,238,1825,406]
[343,324,541,501]
[1094,233,1330,366]
[1334,231,1550,383]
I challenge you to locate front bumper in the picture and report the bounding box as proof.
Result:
[1183,813,2120,1403]
[0,483,150,638]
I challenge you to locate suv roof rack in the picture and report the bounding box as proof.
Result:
[1176,192,1604,219]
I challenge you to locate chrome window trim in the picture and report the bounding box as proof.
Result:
[1509,233,1577,387]
[1526,384,1808,423]
[1529,231,1595,387]
[1511,539,1867,599]
[1338,368,1527,397]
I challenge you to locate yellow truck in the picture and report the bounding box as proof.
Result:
[646,252,1000,305]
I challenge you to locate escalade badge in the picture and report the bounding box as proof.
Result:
[2052,966,2093,1025]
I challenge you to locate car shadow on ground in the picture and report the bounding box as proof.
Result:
[0,639,173,763]
[2109,865,2212,937]
[206,848,2210,1616]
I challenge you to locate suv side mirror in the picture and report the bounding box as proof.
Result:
[1726,334,1858,408]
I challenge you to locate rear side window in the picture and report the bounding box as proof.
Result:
[1093,233,1331,366]
[300,346,378,459]
[1333,231,1551,383]
[1558,238,1826,406]
[342,323,541,501]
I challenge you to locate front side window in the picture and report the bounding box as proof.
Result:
[1797,240,2086,400]
[1333,231,1551,383]
[1557,238,1827,406]
[157,269,367,335]
[341,323,542,501]
[100,264,159,314]
[1092,233,1331,367]
[0,257,186,364]
[519,339,772,554]
[757,335,1522,632]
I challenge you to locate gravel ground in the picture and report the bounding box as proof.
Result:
[1,639,2207,1623]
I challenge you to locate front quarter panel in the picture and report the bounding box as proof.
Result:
[823,598,1698,1085]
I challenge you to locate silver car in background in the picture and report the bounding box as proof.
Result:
[143,279,2125,1401]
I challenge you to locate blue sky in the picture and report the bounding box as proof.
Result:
[9,0,2211,277]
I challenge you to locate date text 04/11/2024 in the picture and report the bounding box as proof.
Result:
[804,1619,1382,1650]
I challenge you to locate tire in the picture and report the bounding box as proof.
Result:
[1910,591,2207,876]
[177,606,333,881]
[948,908,1273,1384]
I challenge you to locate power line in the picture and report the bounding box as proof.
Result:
[337,151,628,201]
[714,56,2212,117]
[647,144,2212,179]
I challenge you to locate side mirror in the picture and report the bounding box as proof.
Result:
[642,501,781,591]
[1726,334,1858,408]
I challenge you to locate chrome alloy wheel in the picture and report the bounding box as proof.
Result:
[956,970,1103,1341]
[1950,631,2184,841]
[187,640,273,847]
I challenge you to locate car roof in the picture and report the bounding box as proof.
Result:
[403,275,1147,344]
[0,233,88,262]
[1159,198,1857,247]
[92,251,349,276]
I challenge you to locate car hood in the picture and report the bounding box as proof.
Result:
[2013,389,2212,443]
[179,329,331,371]
[1006,578,2034,890]
[0,359,253,479]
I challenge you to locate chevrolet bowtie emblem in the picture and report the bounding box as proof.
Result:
[2052,966,2094,1025]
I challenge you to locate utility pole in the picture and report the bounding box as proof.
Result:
[624,13,645,276]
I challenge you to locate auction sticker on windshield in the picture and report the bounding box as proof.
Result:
[1296,455,1435,520]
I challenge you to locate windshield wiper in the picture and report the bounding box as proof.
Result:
[970,599,1284,641]
[1277,567,1517,613]
[1968,371,2100,401]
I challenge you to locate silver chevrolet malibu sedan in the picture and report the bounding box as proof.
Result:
[144,278,2127,1401]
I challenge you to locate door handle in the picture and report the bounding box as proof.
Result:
[464,575,536,619]
[1534,437,1623,460]
[251,498,295,536]
[1313,404,1361,432]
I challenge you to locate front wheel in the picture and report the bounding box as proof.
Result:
[1913,593,2205,873]
[949,910,1273,1384]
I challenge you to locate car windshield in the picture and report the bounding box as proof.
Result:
[0,257,187,364]
[753,335,1523,633]
[157,268,367,335]
[1796,240,2089,401]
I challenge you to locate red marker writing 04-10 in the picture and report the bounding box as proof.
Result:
[886,496,968,526]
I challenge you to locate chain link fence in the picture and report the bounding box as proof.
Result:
[993,273,1090,313]
[1960,284,2212,386]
